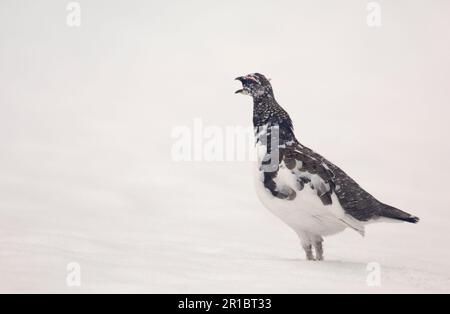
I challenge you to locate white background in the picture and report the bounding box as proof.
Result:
[1,0,450,293]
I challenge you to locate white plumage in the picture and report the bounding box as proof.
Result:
[236,73,419,261]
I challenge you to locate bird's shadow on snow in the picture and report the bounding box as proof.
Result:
[255,255,373,270]
[253,255,424,276]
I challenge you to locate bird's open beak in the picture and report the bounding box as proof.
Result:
[235,76,247,95]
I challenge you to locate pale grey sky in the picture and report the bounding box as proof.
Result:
[1,0,449,179]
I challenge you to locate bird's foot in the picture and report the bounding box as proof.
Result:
[306,255,316,261]
[304,244,316,261]
[313,237,324,261]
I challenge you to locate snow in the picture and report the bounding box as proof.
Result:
[1,0,450,293]
[1,161,449,293]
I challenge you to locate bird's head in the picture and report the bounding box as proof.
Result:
[235,73,273,99]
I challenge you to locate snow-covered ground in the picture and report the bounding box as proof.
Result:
[1,1,450,293]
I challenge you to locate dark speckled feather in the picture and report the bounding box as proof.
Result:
[243,73,419,224]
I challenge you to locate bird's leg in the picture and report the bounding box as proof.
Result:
[313,237,324,261]
[302,244,315,261]
[297,231,315,261]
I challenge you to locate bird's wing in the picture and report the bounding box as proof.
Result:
[261,142,384,223]
[291,145,386,222]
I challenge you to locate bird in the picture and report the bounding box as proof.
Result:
[235,73,419,261]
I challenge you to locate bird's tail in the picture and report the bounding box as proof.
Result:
[379,204,420,224]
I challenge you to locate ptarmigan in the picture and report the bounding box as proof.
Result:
[235,73,419,261]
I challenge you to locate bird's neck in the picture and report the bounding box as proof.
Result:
[253,98,298,146]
